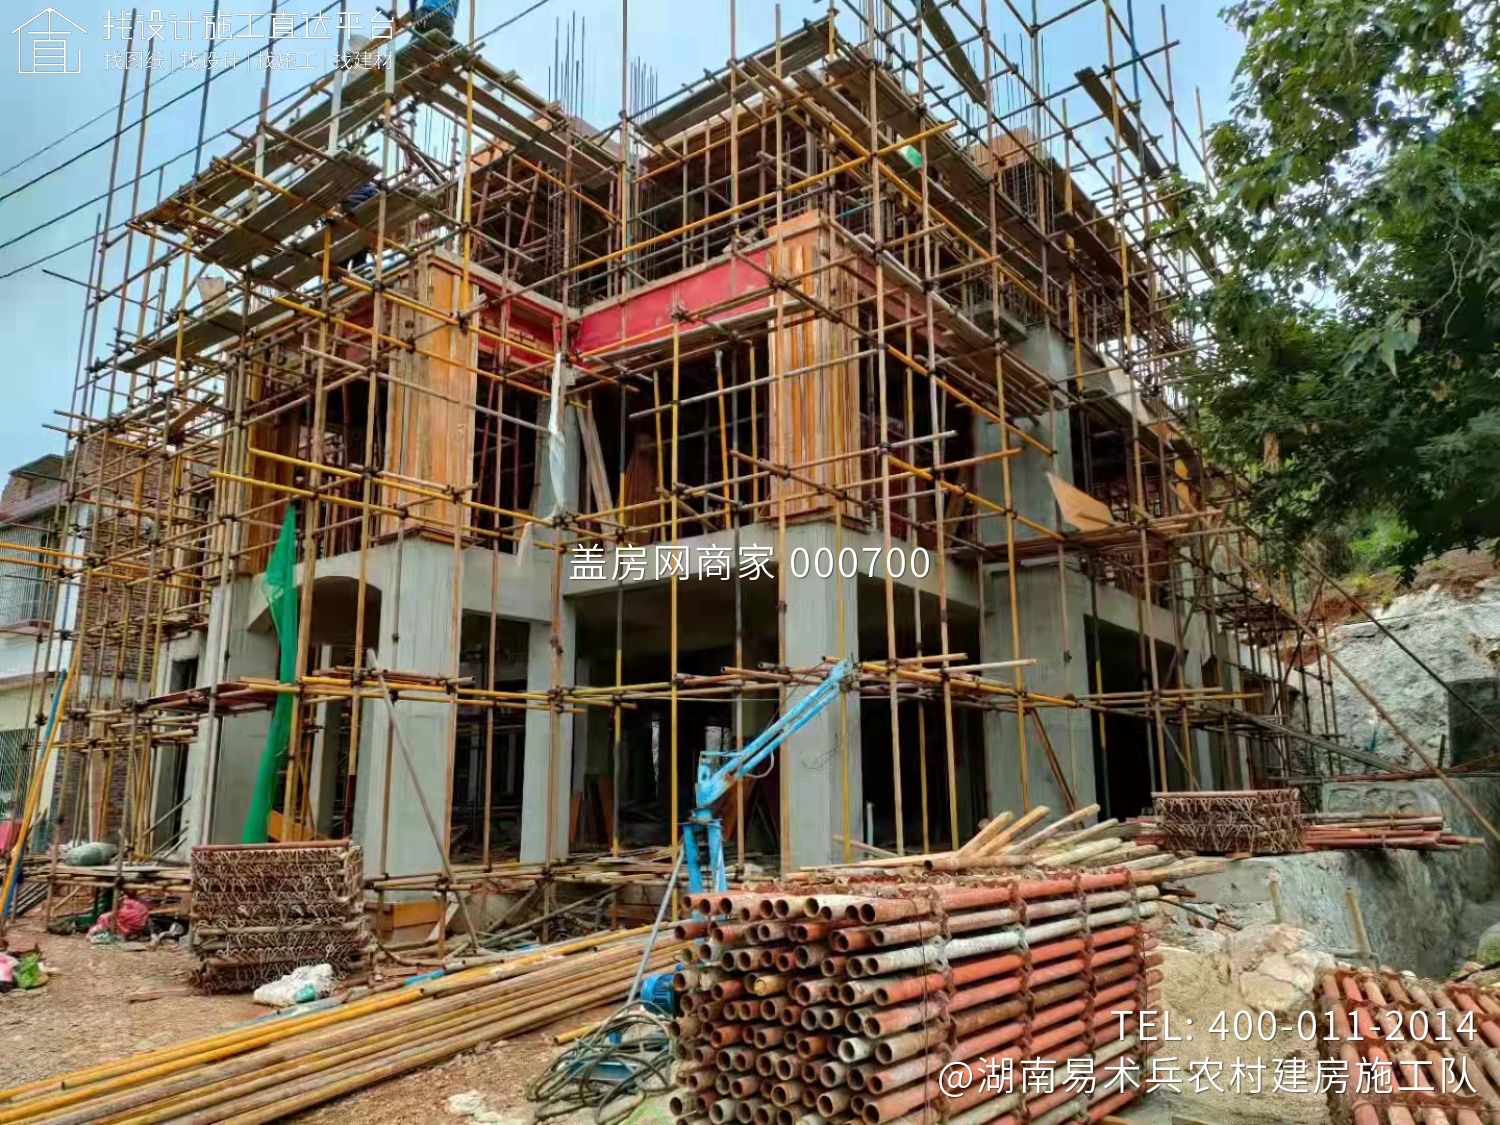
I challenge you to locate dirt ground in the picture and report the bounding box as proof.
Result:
[0,914,262,1088]
[2,910,1335,1125]
[0,916,609,1124]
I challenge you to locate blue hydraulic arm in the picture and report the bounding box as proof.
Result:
[682,659,855,894]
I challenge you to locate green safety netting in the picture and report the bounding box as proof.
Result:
[242,506,298,843]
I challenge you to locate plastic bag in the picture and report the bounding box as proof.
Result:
[88,897,150,939]
[252,964,336,1007]
[15,952,47,990]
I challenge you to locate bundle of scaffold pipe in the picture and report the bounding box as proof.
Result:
[665,862,1211,1125]
[0,927,682,1125]
[1314,966,1500,1125]
[1301,811,1480,851]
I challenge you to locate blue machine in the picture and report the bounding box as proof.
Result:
[638,970,677,1015]
[680,659,855,894]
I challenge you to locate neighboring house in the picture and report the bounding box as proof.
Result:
[0,454,68,830]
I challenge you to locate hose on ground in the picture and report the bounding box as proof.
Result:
[527,1005,674,1125]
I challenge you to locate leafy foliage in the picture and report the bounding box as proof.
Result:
[1184,0,1500,576]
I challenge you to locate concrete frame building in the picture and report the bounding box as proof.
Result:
[18,4,1352,895]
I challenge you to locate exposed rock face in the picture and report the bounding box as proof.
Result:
[1328,579,1500,769]
[1227,924,1334,1013]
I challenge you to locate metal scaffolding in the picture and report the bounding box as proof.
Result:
[5,0,1438,927]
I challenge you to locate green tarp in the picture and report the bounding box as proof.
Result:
[242,506,298,843]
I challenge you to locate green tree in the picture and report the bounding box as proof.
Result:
[1186,0,1500,576]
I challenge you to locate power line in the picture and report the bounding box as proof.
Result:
[0,0,345,209]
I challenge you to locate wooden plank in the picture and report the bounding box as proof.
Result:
[766,215,861,522]
[1047,472,1116,532]
[578,401,615,515]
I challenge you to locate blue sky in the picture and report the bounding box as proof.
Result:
[0,0,1244,473]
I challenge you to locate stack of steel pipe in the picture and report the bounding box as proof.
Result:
[1315,966,1500,1125]
[666,863,1200,1125]
[1302,811,1479,852]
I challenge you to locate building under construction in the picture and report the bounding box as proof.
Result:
[5,0,1371,900]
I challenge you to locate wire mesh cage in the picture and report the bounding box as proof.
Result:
[189,841,368,993]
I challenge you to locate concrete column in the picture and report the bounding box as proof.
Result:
[781,524,861,870]
[355,540,456,877]
[520,603,576,861]
[981,562,1094,816]
[182,577,279,845]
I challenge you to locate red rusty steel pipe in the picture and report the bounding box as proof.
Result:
[713,979,746,1001]
[796,1033,832,1059]
[792,920,847,942]
[774,950,798,973]
[775,1055,800,1081]
[832,926,881,954]
[869,889,1158,950]
[854,871,1142,923]
[675,920,712,941]
[799,1059,820,1084]
[822,955,851,978]
[794,943,830,969]
[858,993,951,1038]
[754,1026,787,1049]
[753,1051,782,1077]
[749,973,788,997]
[805,894,869,919]
[773,896,811,920]
[713,922,759,944]
[819,1060,849,1088]
[793,979,839,1005]
[1087,1088,1140,1122]
[710,1024,745,1048]
[769,1081,804,1107]
[862,1018,1138,1125]
[863,1051,946,1095]
[815,1088,853,1117]
[855,927,1148,1006]
[727,1074,759,1098]
[778,1004,805,1027]
[944,1019,1139,1119]
[753,922,791,943]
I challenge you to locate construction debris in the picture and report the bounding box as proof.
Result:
[0,927,681,1123]
[667,860,1216,1125]
[189,840,367,993]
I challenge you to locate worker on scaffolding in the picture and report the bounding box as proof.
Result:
[410,0,457,40]
[335,182,379,271]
